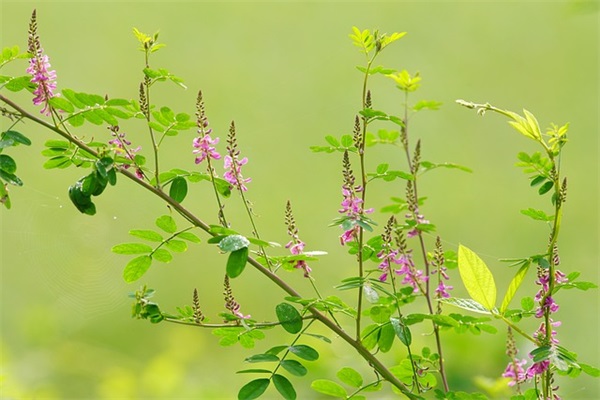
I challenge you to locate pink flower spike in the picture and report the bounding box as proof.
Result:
[193,134,221,164]
[26,51,57,116]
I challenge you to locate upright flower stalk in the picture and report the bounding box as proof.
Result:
[285,200,311,278]
[192,90,226,226]
[224,121,251,192]
[108,126,144,179]
[223,274,250,321]
[26,10,57,117]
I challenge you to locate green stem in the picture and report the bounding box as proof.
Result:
[401,93,449,392]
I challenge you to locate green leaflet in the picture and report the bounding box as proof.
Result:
[311,379,347,398]
[275,303,303,334]
[500,261,531,314]
[336,367,363,388]
[238,378,270,400]
[227,247,249,278]
[123,255,152,283]
[273,374,296,400]
[457,244,497,311]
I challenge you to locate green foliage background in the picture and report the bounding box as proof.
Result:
[1,1,598,398]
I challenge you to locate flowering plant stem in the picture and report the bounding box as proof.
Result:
[0,92,419,399]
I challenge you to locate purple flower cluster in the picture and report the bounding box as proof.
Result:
[406,209,429,238]
[338,185,373,244]
[27,11,57,116]
[502,358,527,387]
[285,201,311,277]
[109,129,143,179]
[285,240,311,278]
[223,154,251,192]
[27,52,57,116]
[431,249,453,298]
[502,268,567,394]
[376,247,427,292]
[193,133,221,164]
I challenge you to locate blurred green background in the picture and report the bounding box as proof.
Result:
[1,1,598,399]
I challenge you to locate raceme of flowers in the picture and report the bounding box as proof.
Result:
[108,127,143,179]
[285,201,311,277]
[27,10,57,116]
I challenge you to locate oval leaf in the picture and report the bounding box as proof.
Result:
[152,248,172,263]
[165,239,187,253]
[280,360,307,377]
[337,367,363,388]
[288,345,319,361]
[227,247,249,278]
[129,229,163,242]
[273,374,296,400]
[457,244,497,311]
[177,231,201,243]
[275,303,303,334]
[169,176,188,202]
[310,379,346,398]
[123,255,152,282]
[112,243,153,254]
[238,378,270,400]
[0,154,17,174]
[156,215,177,233]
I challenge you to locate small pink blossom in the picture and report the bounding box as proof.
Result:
[223,155,251,191]
[26,51,57,116]
[502,359,527,387]
[193,134,221,164]
[435,281,454,298]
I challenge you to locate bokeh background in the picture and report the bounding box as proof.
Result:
[1,1,598,399]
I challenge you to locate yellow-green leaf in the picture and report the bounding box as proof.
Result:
[457,244,497,311]
[500,261,530,313]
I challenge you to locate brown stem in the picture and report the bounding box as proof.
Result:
[1,93,421,399]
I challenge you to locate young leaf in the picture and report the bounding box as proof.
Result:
[165,239,187,253]
[156,215,177,233]
[337,367,363,388]
[238,378,270,400]
[112,243,153,254]
[275,303,303,334]
[227,247,249,278]
[123,255,152,282]
[152,248,172,263]
[457,244,497,311]
[288,345,319,361]
[129,229,163,242]
[273,374,296,400]
[280,360,307,377]
[500,261,531,313]
[177,231,201,243]
[311,379,347,398]
[520,208,553,222]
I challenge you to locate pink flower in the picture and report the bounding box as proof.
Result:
[435,281,454,298]
[285,240,305,255]
[406,211,429,238]
[525,360,550,380]
[26,51,57,116]
[223,155,251,191]
[502,359,527,386]
[193,134,221,164]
